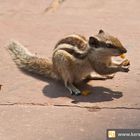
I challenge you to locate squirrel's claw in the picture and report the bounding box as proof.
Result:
[66,84,81,96]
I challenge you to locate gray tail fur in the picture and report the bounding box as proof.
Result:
[7,40,59,79]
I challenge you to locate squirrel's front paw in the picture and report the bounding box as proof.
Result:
[120,66,130,72]
[121,59,130,66]
[119,59,130,72]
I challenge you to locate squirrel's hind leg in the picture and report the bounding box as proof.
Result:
[53,50,81,95]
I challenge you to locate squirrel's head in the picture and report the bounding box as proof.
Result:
[88,30,127,57]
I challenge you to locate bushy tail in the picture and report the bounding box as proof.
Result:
[7,40,59,79]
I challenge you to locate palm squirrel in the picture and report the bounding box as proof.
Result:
[7,30,130,95]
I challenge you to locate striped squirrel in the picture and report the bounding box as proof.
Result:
[7,30,130,95]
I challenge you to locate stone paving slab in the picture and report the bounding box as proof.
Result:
[0,0,140,106]
[0,106,140,140]
[0,0,140,108]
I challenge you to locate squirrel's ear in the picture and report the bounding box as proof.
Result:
[89,36,99,47]
[98,29,104,34]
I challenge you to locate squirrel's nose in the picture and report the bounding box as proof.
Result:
[120,48,127,53]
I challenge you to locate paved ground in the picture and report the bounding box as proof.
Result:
[0,0,140,140]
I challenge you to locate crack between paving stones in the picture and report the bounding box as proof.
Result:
[0,102,49,106]
[54,105,140,110]
[43,0,66,13]
[0,103,140,111]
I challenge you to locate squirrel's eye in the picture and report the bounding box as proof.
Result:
[106,44,113,48]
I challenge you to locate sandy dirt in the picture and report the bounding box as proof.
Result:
[0,0,140,140]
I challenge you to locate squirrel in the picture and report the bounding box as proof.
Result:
[7,30,130,95]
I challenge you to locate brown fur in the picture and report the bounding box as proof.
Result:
[55,34,87,51]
